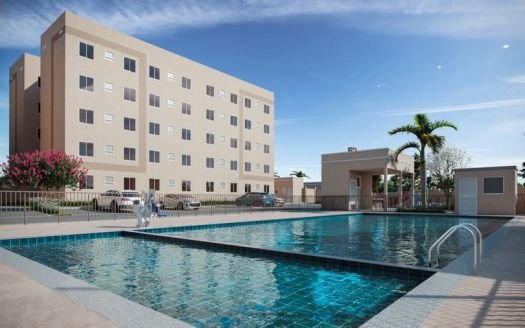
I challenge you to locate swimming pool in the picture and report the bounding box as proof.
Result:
[152,214,507,267]
[3,234,421,327]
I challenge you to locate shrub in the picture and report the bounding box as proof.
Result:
[1,150,88,190]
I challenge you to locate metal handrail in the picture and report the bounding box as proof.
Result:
[428,223,483,269]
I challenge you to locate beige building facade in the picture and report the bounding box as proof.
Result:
[10,12,274,194]
[322,148,415,210]
[454,166,517,216]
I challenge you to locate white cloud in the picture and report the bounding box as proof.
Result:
[501,74,525,84]
[383,98,525,116]
[1,0,525,49]
[502,44,510,49]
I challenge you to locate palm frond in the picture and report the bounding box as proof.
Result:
[414,113,431,131]
[430,120,457,132]
[388,124,419,136]
[428,135,445,153]
[391,141,420,160]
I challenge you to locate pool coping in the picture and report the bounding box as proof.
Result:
[360,215,517,327]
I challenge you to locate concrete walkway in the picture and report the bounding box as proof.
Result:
[0,262,117,328]
[421,216,525,327]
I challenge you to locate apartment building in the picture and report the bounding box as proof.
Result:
[9,11,274,194]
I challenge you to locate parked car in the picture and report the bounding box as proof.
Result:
[271,195,285,207]
[92,190,141,212]
[160,194,201,210]
[235,192,275,207]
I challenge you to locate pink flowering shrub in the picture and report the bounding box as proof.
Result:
[1,150,88,190]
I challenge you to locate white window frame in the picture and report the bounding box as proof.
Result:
[104,176,114,185]
[104,144,114,155]
[104,50,115,62]
[168,98,175,108]
[104,82,114,93]
[167,72,175,81]
[168,179,176,187]
[167,125,175,135]
[168,152,176,161]
[104,113,114,124]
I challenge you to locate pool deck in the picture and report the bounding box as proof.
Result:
[0,211,524,327]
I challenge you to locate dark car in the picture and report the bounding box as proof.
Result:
[235,192,275,207]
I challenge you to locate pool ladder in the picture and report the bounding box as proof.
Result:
[428,223,483,269]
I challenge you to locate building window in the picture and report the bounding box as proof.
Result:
[182,102,191,115]
[245,141,251,151]
[105,176,114,186]
[104,50,114,61]
[167,72,175,81]
[230,93,238,104]
[167,125,175,135]
[244,119,251,129]
[149,150,160,163]
[124,87,136,102]
[104,113,114,124]
[264,185,270,193]
[79,42,94,59]
[124,177,136,190]
[37,77,41,88]
[104,82,113,93]
[81,175,94,190]
[124,147,136,161]
[230,160,238,171]
[79,75,94,92]
[182,128,191,140]
[206,85,214,97]
[149,65,160,80]
[219,90,225,97]
[230,115,238,126]
[79,142,94,157]
[245,162,252,172]
[182,76,191,89]
[149,94,160,108]
[206,181,214,192]
[206,109,214,121]
[230,183,237,193]
[124,57,136,72]
[168,99,175,108]
[206,133,214,144]
[37,129,40,139]
[79,108,94,124]
[104,144,114,154]
[483,177,504,194]
[182,180,191,192]
[38,102,40,113]
[168,152,175,161]
[264,164,270,174]
[219,159,225,166]
[220,113,225,120]
[149,122,160,135]
[264,144,270,154]
[220,136,225,143]
[264,124,270,134]
[244,97,251,108]
[230,138,238,149]
[149,179,160,191]
[182,154,191,166]
[206,157,214,168]
[168,179,176,187]
[264,104,270,114]
[256,163,261,171]
[245,184,252,193]
[124,117,136,131]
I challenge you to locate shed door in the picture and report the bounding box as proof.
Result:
[459,178,477,215]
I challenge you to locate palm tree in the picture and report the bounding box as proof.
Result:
[389,113,457,207]
[290,170,310,179]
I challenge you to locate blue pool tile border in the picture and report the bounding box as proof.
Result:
[0,231,122,248]
[123,230,437,282]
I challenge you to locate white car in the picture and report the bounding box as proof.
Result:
[92,190,141,212]
[160,194,201,210]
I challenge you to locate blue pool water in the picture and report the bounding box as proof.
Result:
[159,214,507,267]
[5,236,420,327]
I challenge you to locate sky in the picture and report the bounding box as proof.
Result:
[0,0,524,181]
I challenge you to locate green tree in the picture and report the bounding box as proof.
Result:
[519,162,525,179]
[290,170,310,178]
[389,113,457,207]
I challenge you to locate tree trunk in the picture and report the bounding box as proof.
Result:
[420,148,427,208]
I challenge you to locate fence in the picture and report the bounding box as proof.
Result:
[518,188,525,215]
[0,191,322,225]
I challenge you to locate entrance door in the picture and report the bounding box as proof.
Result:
[459,178,477,215]
[349,180,359,210]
